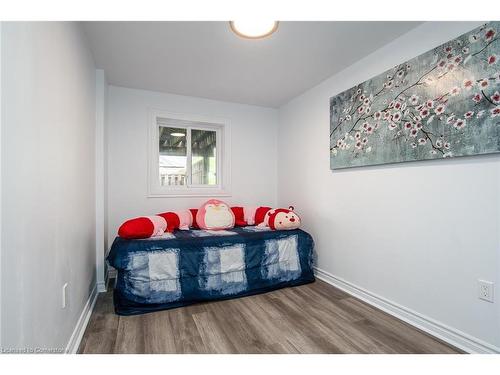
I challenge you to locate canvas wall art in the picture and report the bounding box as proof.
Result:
[330,22,500,170]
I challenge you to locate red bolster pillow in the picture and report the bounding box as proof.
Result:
[118,215,167,239]
[254,206,272,225]
[157,212,180,233]
[231,206,248,227]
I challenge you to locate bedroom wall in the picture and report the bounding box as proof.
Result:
[1,22,96,351]
[106,86,278,246]
[278,21,500,351]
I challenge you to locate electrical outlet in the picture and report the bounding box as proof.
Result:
[62,283,68,309]
[478,280,494,303]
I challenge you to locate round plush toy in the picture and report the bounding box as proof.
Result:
[196,199,235,230]
[259,206,301,230]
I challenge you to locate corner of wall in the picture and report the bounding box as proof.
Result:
[95,69,107,292]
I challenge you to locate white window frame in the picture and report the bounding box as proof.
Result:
[148,109,231,197]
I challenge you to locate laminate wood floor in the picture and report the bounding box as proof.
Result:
[78,280,462,354]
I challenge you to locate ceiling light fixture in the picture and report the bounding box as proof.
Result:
[170,132,185,137]
[229,21,279,39]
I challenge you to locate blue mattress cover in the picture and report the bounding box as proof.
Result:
[107,227,315,315]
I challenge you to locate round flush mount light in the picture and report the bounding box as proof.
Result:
[229,20,279,39]
[170,132,185,137]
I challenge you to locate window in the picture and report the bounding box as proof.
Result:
[149,111,230,197]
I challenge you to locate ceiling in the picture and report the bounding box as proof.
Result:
[83,21,422,108]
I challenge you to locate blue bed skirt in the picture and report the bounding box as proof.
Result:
[107,227,315,315]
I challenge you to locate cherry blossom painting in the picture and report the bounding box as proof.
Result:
[330,22,500,170]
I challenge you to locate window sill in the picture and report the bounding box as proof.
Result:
[147,188,231,198]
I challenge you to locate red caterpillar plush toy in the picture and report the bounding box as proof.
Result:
[231,206,301,230]
[258,206,301,230]
[118,202,301,239]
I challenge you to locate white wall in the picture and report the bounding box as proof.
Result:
[1,22,96,350]
[278,22,500,351]
[107,86,278,246]
[0,21,3,346]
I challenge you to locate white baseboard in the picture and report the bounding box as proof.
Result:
[65,284,98,354]
[314,267,500,354]
[96,281,106,293]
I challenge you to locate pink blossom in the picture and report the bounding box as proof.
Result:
[374,111,382,120]
[454,55,463,64]
[479,79,489,89]
[418,138,427,145]
[394,101,402,110]
[491,91,500,104]
[409,128,418,137]
[464,111,474,119]
[463,79,474,90]
[472,93,482,103]
[444,46,453,53]
[392,112,402,122]
[485,28,496,41]
[415,122,423,130]
[426,100,434,108]
[358,106,365,114]
[435,104,446,115]
[450,86,461,96]
[437,59,446,68]
[404,122,412,129]
[453,119,466,129]
[446,115,456,125]
[410,95,419,105]
[420,108,430,118]
[490,107,500,118]
[488,55,497,65]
